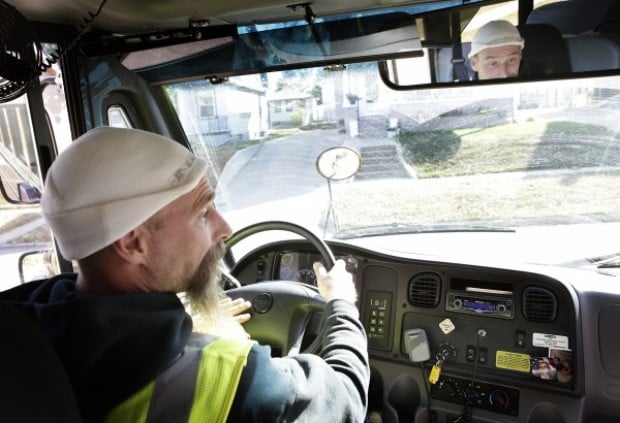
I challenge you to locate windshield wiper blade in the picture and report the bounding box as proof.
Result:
[334,223,516,239]
[590,252,620,268]
[598,262,620,269]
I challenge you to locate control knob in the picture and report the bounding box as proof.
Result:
[489,390,510,409]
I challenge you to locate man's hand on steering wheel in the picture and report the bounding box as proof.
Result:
[223,221,348,355]
[221,297,252,324]
[313,260,357,304]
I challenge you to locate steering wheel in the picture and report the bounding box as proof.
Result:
[223,221,336,355]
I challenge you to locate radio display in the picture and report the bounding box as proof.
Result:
[446,292,513,319]
[464,300,495,311]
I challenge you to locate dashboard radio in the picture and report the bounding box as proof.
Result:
[446,292,514,319]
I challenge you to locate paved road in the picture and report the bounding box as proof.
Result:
[215,129,364,232]
[217,129,349,210]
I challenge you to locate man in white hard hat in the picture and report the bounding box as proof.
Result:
[468,20,525,80]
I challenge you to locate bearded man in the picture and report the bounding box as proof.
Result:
[1,127,369,422]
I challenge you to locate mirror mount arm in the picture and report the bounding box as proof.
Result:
[288,2,328,56]
[286,2,316,24]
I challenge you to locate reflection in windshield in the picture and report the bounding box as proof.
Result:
[166,65,620,261]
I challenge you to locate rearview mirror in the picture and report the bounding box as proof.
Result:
[382,32,620,88]
[382,2,620,89]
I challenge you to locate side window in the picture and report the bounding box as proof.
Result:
[0,61,71,289]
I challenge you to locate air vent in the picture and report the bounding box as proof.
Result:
[408,272,441,307]
[523,287,558,322]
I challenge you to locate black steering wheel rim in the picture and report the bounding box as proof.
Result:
[224,220,336,270]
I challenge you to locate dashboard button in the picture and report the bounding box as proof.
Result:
[515,330,526,347]
[466,345,476,362]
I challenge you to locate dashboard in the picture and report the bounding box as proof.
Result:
[230,239,620,423]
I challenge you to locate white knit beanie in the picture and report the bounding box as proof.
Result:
[41,126,207,260]
[468,20,524,59]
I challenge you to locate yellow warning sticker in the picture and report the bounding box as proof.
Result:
[496,351,531,373]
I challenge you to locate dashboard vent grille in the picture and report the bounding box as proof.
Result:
[523,287,557,322]
[408,272,441,307]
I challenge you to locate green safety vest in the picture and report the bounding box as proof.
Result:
[104,335,255,423]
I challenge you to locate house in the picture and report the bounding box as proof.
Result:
[173,75,268,147]
[267,90,313,128]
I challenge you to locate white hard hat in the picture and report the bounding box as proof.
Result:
[468,20,524,59]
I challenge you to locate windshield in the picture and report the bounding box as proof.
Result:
[164,64,620,265]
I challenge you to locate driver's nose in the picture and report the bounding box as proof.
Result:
[498,63,509,78]
[212,208,233,241]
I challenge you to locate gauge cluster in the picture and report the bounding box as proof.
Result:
[275,251,358,284]
[275,252,320,284]
[274,251,359,285]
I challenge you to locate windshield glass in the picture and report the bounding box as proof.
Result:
[164,64,620,265]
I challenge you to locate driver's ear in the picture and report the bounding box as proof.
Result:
[111,227,149,265]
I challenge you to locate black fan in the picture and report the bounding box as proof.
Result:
[0,0,109,104]
[0,0,43,103]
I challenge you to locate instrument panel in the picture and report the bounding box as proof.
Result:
[231,240,617,422]
[249,246,578,387]
[275,252,319,284]
[274,251,359,285]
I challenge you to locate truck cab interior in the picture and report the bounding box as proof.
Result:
[1,0,620,422]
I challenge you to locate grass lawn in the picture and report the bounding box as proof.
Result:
[398,121,620,178]
[329,120,620,229]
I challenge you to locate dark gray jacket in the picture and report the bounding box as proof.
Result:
[1,274,370,422]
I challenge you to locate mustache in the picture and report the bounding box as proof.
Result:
[208,241,227,263]
[185,241,227,300]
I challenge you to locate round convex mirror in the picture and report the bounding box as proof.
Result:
[315,146,361,181]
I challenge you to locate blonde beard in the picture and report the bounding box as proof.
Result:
[184,243,250,340]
